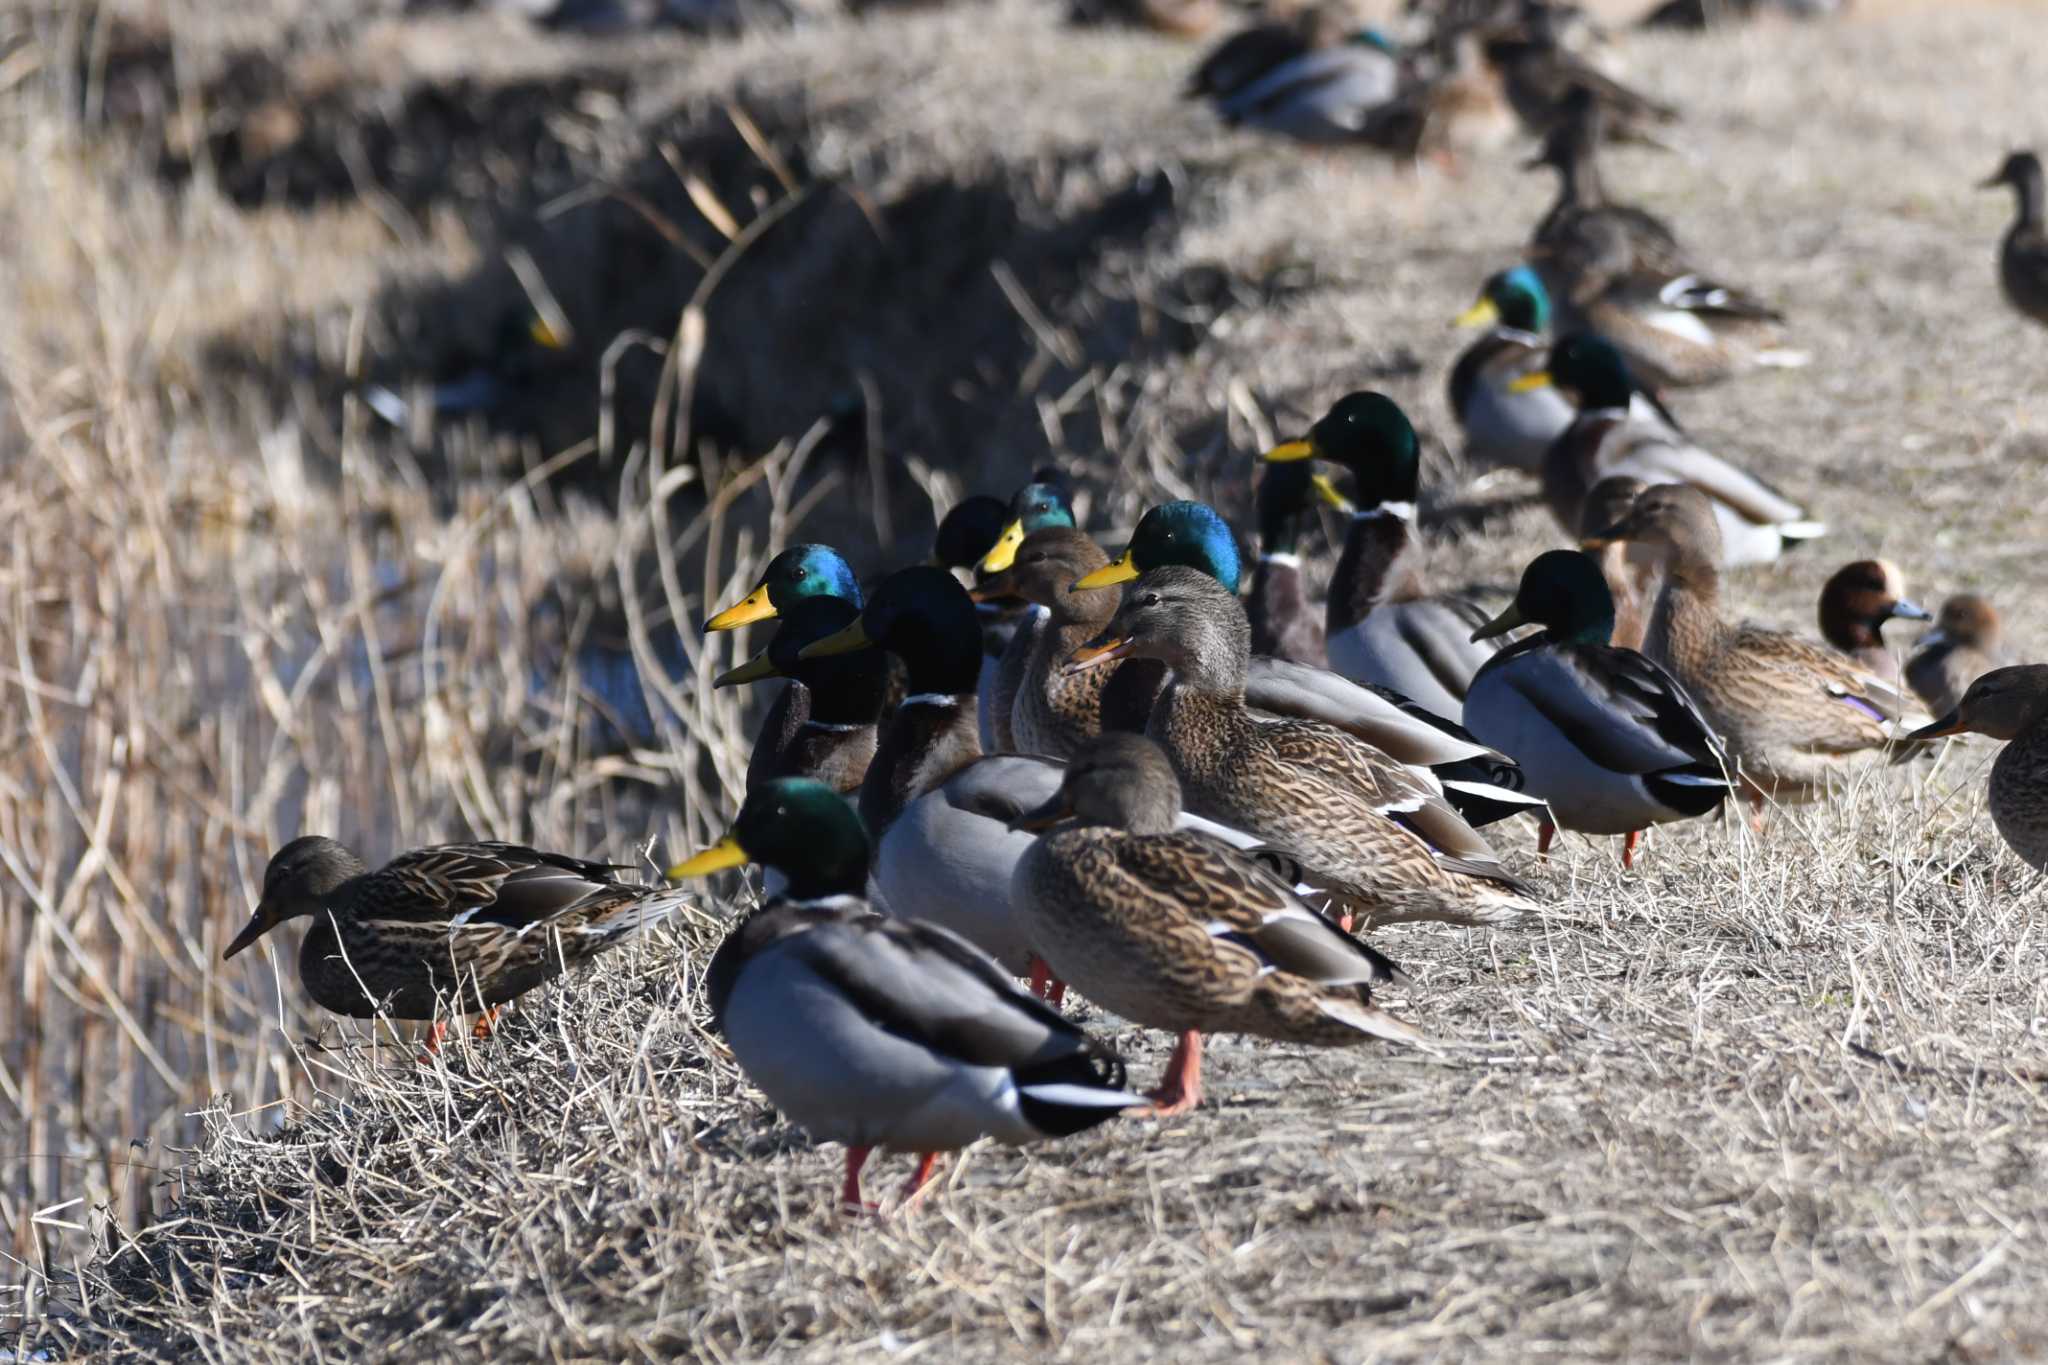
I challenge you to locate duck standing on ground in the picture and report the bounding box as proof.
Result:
[1009,734,1421,1117]
[672,779,1141,1213]
[1908,667,2048,872]
[1249,459,1351,667]
[1262,392,1502,724]
[224,838,688,1043]
[1816,560,1929,694]
[1465,550,1729,866]
[1517,334,1824,566]
[1585,483,1928,812]
[1983,152,2048,329]
[1450,265,1576,478]
[1068,566,1542,928]
[1907,595,2007,717]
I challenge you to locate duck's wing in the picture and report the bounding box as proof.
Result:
[1727,625,1932,749]
[1601,421,1811,530]
[370,843,638,932]
[1245,655,1497,767]
[1502,639,1729,776]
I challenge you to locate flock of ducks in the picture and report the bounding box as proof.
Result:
[221,0,2048,1214]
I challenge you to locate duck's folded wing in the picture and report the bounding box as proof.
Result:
[1507,642,1728,774]
[1733,628,1928,750]
[374,843,634,930]
[1605,425,1808,528]
[1245,656,1495,766]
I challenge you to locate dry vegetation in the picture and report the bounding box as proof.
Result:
[4,0,2048,1358]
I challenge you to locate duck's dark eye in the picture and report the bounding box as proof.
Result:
[1141,592,1161,607]
[792,566,807,581]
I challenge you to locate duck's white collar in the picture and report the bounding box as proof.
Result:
[1354,502,1416,522]
[901,692,961,709]
[1259,552,1303,569]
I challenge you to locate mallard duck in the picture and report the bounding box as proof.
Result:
[1486,10,1676,145]
[705,543,862,632]
[1450,266,1577,477]
[671,779,1140,1213]
[1249,459,1350,667]
[1983,152,2048,329]
[1465,550,1729,866]
[978,478,1079,751]
[1907,596,2007,718]
[1075,499,1541,825]
[972,527,1131,760]
[1068,567,1542,927]
[715,594,887,794]
[799,567,984,835]
[1816,560,1930,694]
[1907,667,2048,872]
[935,492,1036,753]
[1262,392,1503,724]
[1071,0,1222,38]
[223,838,687,1036]
[1526,92,1682,274]
[1009,734,1421,1115]
[1578,474,1653,650]
[1585,483,1929,812]
[1516,334,1824,566]
[1193,12,1405,145]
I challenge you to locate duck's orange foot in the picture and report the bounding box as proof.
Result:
[1622,829,1640,870]
[839,1146,879,1216]
[1136,1030,1204,1118]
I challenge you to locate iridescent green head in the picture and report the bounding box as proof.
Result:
[1522,334,1636,412]
[1073,500,1243,594]
[797,565,983,696]
[980,478,1078,573]
[669,778,870,900]
[1458,266,1551,334]
[1266,392,1420,511]
[1471,549,1615,649]
[706,544,860,631]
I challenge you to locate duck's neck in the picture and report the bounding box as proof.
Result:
[1592,545,1649,652]
[1644,552,1726,676]
[2013,165,2045,229]
[1249,555,1312,657]
[1329,506,1424,633]
[857,695,981,835]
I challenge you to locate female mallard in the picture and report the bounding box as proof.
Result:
[1579,474,1654,651]
[1249,458,1350,668]
[1465,550,1729,867]
[671,779,1140,1213]
[978,477,1079,750]
[1486,12,1677,145]
[972,527,1131,760]
[1906,596,2007,717]
[1262,392,1503,724]
[1009,734,1421,1116]
[1516,334,1824,567]
[1075,499,1540,826]
[1450,265,1576,478]
[716,594,888,794]
[1908,667,2048,872]
[224,837,687,1033]
[1816,560,1930,694]
[799,566,984,835]
[1585,483,1929,812]
[1527,96,1803,387]
[1068,567,1542,928]
[1983,152,2048,328]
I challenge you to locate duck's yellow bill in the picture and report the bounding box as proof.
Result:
[1310,472,1355,514]
[669,836,750,879]
[980,519,1027,573]
[707,583,776,631]
[1508,371,1555,394]
[1064,636,1132,675]
[1453,297,1500,328]
[1072,551,1139,592]
[1261,438,1316,463]
[798,618,873,660]
[529,316,569,351]
[1470,601,1527,643]
[713,652,781,688]
[1906,711,1967,742]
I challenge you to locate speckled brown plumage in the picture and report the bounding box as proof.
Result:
[1906,596,2006,718]
[1910,666,2048,872]
[223,838,688,1021]
[976,528,1123,760]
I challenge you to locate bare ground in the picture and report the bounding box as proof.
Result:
[7,0,2048,1359]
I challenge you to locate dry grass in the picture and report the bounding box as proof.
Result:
[6,0,2048,1359]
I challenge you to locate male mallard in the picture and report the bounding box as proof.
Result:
[1075,499,1541,825]
[1578,474,1653,650]
[1009,734,1421,1116]
[973,527,1134,760]
[224,837,687,1035]
[1262,392,1503,724]
[1527,96,1803,387]
[671,779,1140,1213]
[1465,550,1729,866]
[1906,596,2007,718]
[1982,152,2048,329]
[1194,13,1405,145]
[1250,459,1351,667]
[1516,334,1824,567]
[1450,265,1577,478]
[978,478,1080,751]
[1585,483,1929,812]
[715,595,887,795]
[799,566,984,835]
[1068,567,1542,928]
[705,543,863,632]
[1907,667,2048,872]
[1815,560,1930,694]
